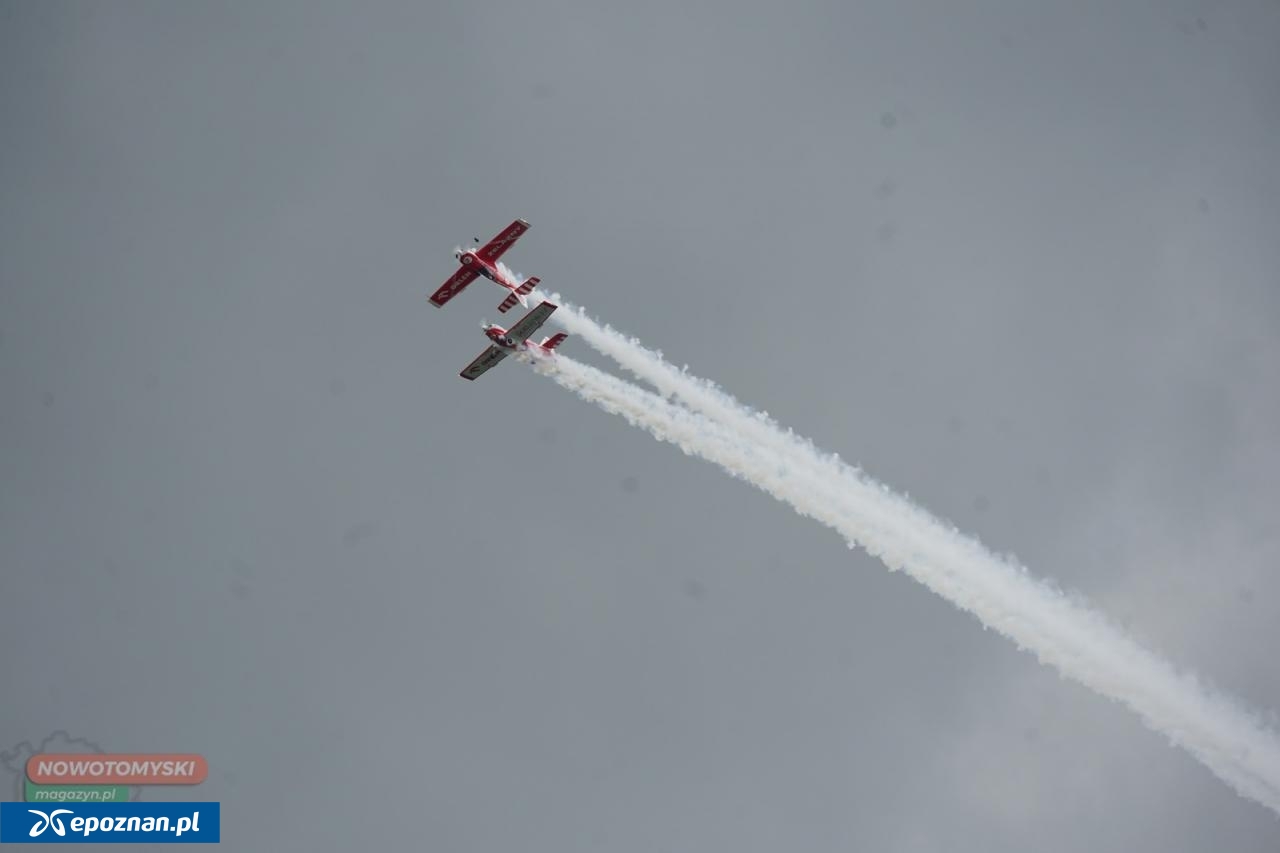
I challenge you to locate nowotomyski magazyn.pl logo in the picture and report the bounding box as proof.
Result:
[0,802,220,844]
[14,752,209,805]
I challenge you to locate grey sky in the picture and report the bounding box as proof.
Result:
[2,1,1278,850]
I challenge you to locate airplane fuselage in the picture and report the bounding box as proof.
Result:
[458,251,516,290]
[484,326,519,351]
[484,326,553,356]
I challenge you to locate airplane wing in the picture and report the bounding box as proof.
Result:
[505,301,558,343]
[459,345,509,381]
[476,219,530,265]
[429,266,480,307]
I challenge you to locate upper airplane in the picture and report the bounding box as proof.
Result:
[429,218,540,314]
[459,300,568,381]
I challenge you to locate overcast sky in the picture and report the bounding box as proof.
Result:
[2,1,1278,850]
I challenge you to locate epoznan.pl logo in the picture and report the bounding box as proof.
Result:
[0,802,220,844]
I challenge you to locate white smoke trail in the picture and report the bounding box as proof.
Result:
[540,294,885,468]
[526,339,1280,816]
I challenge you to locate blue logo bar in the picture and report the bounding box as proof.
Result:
[0,802,219,844]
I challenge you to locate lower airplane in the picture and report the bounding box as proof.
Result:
[460,301,569,381]
[430,218,540,314]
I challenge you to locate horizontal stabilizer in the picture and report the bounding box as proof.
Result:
[497,291,522,313]
[540,332,568,351]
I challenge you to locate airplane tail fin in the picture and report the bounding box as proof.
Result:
[497,277,539,314]
[539,332,569,352]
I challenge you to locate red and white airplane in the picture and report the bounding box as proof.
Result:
[459,300,569,381]
[430,218,541,314]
